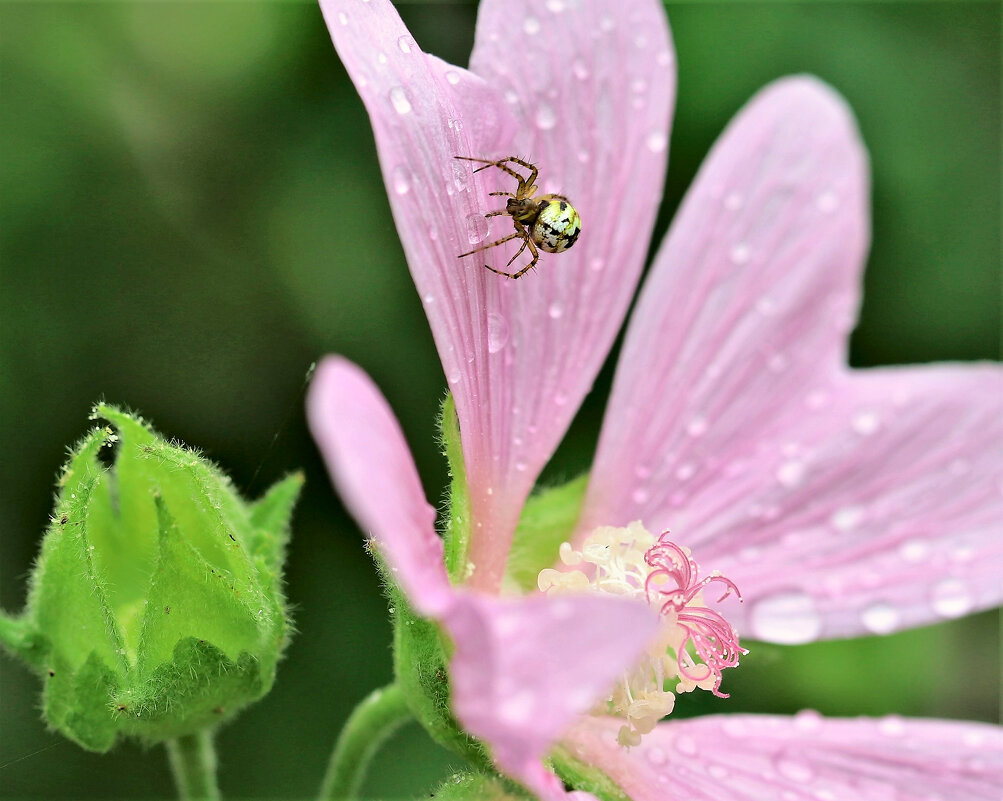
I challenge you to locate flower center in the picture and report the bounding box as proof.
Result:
[538,522,746,747]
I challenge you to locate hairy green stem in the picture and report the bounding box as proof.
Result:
[318,683,413,801]
[166,731,221,801]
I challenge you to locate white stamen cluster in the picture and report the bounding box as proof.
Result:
[538,522,737,748]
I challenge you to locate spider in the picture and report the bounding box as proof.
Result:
[455,156,581,279]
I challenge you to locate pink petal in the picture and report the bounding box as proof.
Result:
[577,76,1002,640]
[445,592,660,801]
[306,356,452,616]
[319,0,675,591]
[564,713,1003,801]
[582,75,869,538]
[710,364,1003,642]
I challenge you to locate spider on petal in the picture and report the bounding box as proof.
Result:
[455,156,582,279]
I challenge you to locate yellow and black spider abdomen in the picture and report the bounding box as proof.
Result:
[530,194,582,254]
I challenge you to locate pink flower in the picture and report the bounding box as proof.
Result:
[308,0,1003,798]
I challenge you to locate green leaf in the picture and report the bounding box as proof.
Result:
[439,394,471,583]
[550,747,632,801]
[430,772,529,801]
[247,471,304,576]
[505,474,589,592]
[135,499,269,679]
[0,609,44,667]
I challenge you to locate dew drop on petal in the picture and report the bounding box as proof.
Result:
[930,578,972,618]
[899,539,929,563]
[465,213,488,244]
[535,102,557,130]
[708,764,729,779]
[445,69,460,85]
[776,461,805,488]
[861,602,900,635]
[674,735,698,756]
[878,715,905,737]
[645,130,667,153]
[632,487,649,505]
[447,367,461,385]
[572,59,589,80]
[487,312,509,354]
[389,86,412,115]
[852,410,881,436]
[724,192,743,210]
[775,756,815,783]
[554,391,569,407]
[337,11,348,25]
[396,35,414,54]
[816,191,839,212]
[794,709,822,731]
[750,591,822,644]
[589,256,605,272]
[392,165,411,195]
[523,16,541,35]
[646,746,667,766]
[548,301,564,320]
[831,506,864,532]
[730,243,750,265]
[675,463,695,481]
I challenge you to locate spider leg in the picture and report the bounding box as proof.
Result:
[484,224,540,279]
[490,158,538,193]
[488,191,515,197]
[454,156,527,193]
[485,210,509,218]
[504,238,528,268]
[457,232,522,259]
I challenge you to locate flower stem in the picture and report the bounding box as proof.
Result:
[318,683,413,801]
[166,731,221,801]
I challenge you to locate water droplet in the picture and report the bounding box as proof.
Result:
[396,35,414,54]
[816,191,839,212]
[337,11,348,25]
[776,461,805,488]
[630,78,647,95]
[535,102,557,130]
[776,756,815,783]
[675,463,695,481]
[729,243,750,265]
[804,390,829,410]
[577,149,590,163]
[670,490,687,507]
[572,59,589,80]
[861,602,900,634]
[750,591,822,644]
[686,416,707,437]
[589,257,605,272]
[674,735,698,756]
[950,543,975,562]
[548,301,564,319]
[392,165,411,195]
[878,715,905,737]
[389,86,412,115]
[831,505,863,532]
[852,410,881,436]
[554,391,569,406]
[447,368,461,385]
[645,130,667,152]
[487,312,509,354]
[724,192,743,210]
[515,460,527,472]
[546,0,566,11]
[794,709,822,731]
[899,539,928,563]
[708,764,729,779]
[465,213,488,244]
[656,49,673,67]
[377,52,388,64]
[930,578,972,618]
[445,69,461,85]
[523,16,541,35]
[632,487,649,505]
[422,294,434,305]
[646,746,666,766]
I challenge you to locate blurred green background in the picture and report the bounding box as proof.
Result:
[1,1,999,798]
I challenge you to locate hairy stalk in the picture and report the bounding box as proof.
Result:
[166,731,221,801]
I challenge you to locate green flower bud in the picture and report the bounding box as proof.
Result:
[0,404,301,752]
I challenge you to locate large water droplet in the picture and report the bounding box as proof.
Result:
[861,602,900,634]
[465,213,488,244]
[392,165,411,195]
[930,578,972,618]
[750,591,822,644]
[852,410,881,436]
[445,69,461,85]
[396,35,414,54]
[548,301,564,319]
[523,16,541,35]
[535,102,557,130]
[447,367,461,385]
[337,11,348,25]
[645,130,667,152]
[487,312,509,354]
[389,86,412,115]
[830,506,864,532]
[554,391,569,406]
[794,709,822,731]
[878,715,905,737]
[898,539,929,563]
[776,461,805,488]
